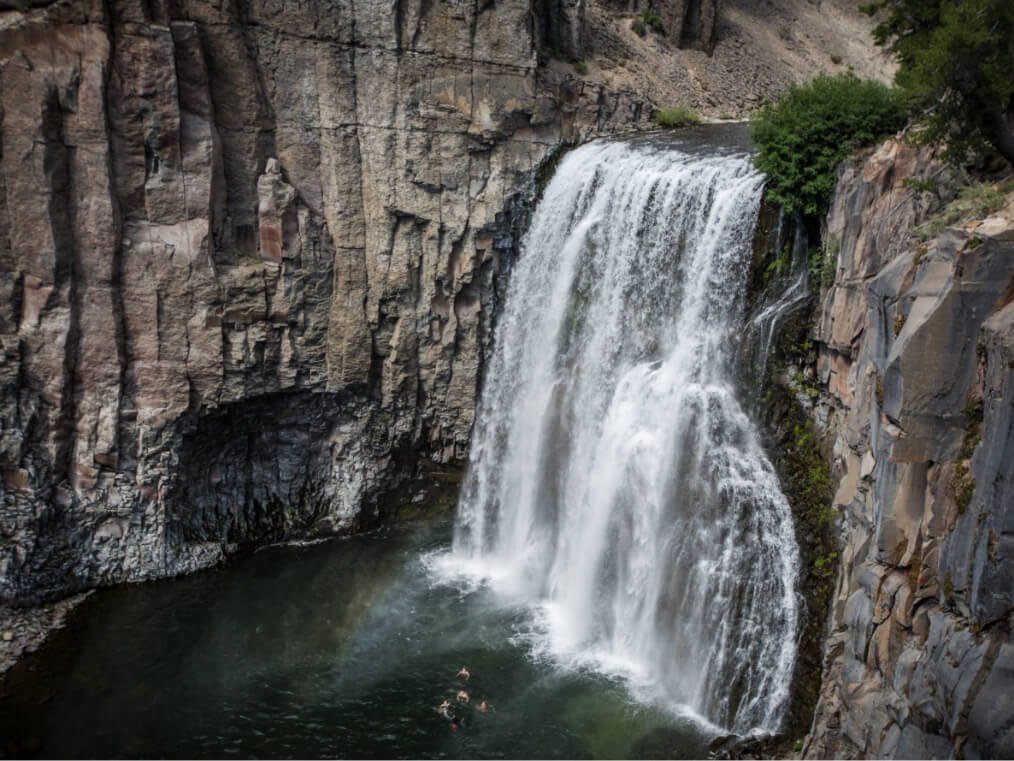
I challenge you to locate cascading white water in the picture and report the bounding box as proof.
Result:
[451,138,800,734]
[746,218,811,386]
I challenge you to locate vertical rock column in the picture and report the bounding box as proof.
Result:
[806,141,1014,759]
[0,0,602,603]
[654,0,718,54]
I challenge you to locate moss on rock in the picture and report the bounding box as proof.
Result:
[745,211,838,743]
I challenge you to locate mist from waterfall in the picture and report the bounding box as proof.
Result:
[449,138,800,734]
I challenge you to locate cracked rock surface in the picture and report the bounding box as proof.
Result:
[0,0,654,605]
[805,141,1014,759]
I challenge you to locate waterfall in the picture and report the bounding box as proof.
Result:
[451,138,800,734]
[745,216,811,388]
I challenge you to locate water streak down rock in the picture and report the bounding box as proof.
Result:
[454,139,800,733]
[0,0,652,604]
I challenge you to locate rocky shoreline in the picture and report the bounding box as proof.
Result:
[0,592,92,677]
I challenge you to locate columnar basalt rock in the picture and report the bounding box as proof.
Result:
[664,0,718,53]
[0,0,652,604]
[537,0,587,60]
[805,141,1014,759]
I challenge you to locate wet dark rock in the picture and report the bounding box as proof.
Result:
[707,731,788,759]
[0,592,91,676]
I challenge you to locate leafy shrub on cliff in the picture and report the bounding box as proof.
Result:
[654,106,701,129]
[750,74,907,217]
[641,9,665,33]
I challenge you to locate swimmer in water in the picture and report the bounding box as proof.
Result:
[456,666,471,681]
[450,715,463,731]
[477,700,489,713]
[438,699,452,718]
[456,689,470,703]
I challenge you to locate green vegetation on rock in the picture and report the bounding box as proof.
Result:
[942,568,955,605]
[654,106,701,129]
[746,214,840,741]
[893,312,906,337]
[808,243,836,288]
[950,397,983,514]
[750,74,907,218]
[535,143,576,201]
[909,177,1014,242]
[763,241,792,284]
[861,0,1014,166]
[641,9,665,33]
[913,244,929,266]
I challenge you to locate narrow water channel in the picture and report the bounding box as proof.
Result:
[1,519,711,759]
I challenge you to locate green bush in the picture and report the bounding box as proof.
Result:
[642,9,665,33]
[631,19,646,37]
[572,59,589,75]
[654,105,701,129]
[750,74,907,218]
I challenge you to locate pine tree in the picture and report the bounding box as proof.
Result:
[862,0,1014,166]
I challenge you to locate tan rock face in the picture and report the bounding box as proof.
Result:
[0,0,653,603]
[806,141,1014,759]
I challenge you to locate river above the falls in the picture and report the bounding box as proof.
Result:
[1,520,714,759]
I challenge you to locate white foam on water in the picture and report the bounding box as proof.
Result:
[449,138,800,734]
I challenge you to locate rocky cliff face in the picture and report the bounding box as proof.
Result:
[804,141,1014,758]
[0,0,652,604]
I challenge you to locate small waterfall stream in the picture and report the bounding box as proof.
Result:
[745,217,812,387]
[451,138,800,733]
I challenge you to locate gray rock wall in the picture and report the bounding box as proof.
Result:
[0,0,651,604]
[805,141,1014,759]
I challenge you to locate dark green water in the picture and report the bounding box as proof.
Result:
[1,520,711,759]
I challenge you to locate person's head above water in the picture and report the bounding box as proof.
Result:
[456,666,470,680]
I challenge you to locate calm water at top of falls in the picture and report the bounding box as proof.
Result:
[1,126,801,757]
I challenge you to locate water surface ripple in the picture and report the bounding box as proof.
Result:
[2,523,710,758]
